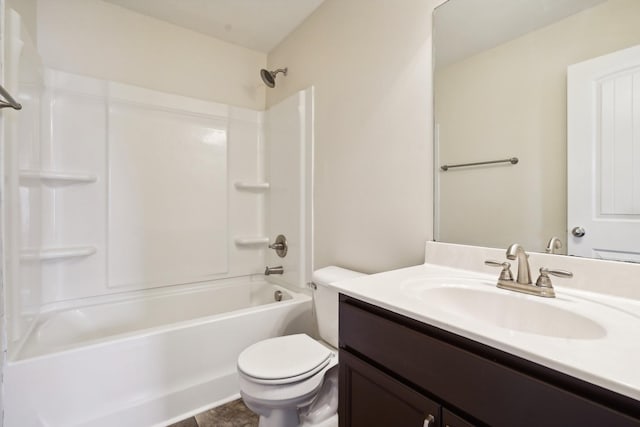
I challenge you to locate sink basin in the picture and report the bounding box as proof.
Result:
[402,278,607,340]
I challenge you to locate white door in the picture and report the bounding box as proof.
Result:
[567,45,640,261]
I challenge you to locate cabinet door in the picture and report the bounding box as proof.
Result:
[340,350,440,427]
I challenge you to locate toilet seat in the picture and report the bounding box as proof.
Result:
[238,334,334,385]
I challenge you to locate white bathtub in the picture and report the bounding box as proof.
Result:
[4,277,313,427]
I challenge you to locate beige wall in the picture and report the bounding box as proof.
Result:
[36,0,267,110]
[266,0,442,273]
[436,0,640,253]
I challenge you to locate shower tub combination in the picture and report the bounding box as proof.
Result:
[4,278,312,427]
[4,23,315,425]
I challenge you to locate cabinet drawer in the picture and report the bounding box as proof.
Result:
[340,298,640,427]
[339,349,440,427]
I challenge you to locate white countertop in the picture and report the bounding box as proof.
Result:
[330,263,640,401]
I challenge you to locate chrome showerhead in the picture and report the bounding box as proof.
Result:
[260,67,288,88]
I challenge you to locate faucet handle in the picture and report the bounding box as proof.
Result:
[535,267,573,289]
[485,260,514,282]
[268,234,288,258]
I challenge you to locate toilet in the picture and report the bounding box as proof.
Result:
[237,266,364,427]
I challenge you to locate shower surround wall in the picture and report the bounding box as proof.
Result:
[2,31,315,426]
[6,69,271,354]
[264,88,314,288]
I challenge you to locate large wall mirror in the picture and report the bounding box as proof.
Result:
[434,0,640,261]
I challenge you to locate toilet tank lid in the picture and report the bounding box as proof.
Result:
[312,266,365,287]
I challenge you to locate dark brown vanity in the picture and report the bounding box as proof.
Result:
[338,295,640,427]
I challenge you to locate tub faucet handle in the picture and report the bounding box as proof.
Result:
[268,234,288,258]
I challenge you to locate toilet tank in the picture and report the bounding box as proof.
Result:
[312,266,365,348]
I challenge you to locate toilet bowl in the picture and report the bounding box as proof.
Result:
[237,266,364,427]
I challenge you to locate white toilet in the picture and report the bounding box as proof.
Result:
[237,266,364,427]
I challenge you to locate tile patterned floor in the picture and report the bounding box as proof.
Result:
[168,399,258,427]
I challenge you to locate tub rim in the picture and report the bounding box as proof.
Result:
[11,280,311,363]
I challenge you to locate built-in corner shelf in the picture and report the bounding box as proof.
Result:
[20,246,97,261]
[19,170,97,186]
[234,237,269,247]
[234,182,270,192]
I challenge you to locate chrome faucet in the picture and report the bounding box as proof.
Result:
[264,265,284,276]
[506,243,531,285]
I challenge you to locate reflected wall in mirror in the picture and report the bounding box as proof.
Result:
[434,0,640,261]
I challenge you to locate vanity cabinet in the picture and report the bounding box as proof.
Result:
[338,295,640,427]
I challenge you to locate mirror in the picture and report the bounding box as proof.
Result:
[433,0,640,261]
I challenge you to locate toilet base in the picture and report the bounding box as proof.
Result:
[250,404,338,427]
[241,365,339,427]
[300,413,338,427]
[256,407,300,427]
[242,393,312,427]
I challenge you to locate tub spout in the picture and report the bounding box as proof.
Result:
[264,265,284,275]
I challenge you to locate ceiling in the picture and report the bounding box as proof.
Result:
[102,0,326,53]
[434,0,608,68]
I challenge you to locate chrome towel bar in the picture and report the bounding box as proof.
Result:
[440,156,518,171]
[0,84,22,110]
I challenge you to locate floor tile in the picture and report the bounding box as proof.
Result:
[167,417,198,427]
[195,399,258,427]
[167,399,258,427]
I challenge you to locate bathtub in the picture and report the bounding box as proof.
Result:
[4,277,313,427]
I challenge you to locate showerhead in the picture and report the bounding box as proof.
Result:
[260,67,288,88]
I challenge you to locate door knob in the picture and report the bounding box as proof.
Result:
[571,226,585,237]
